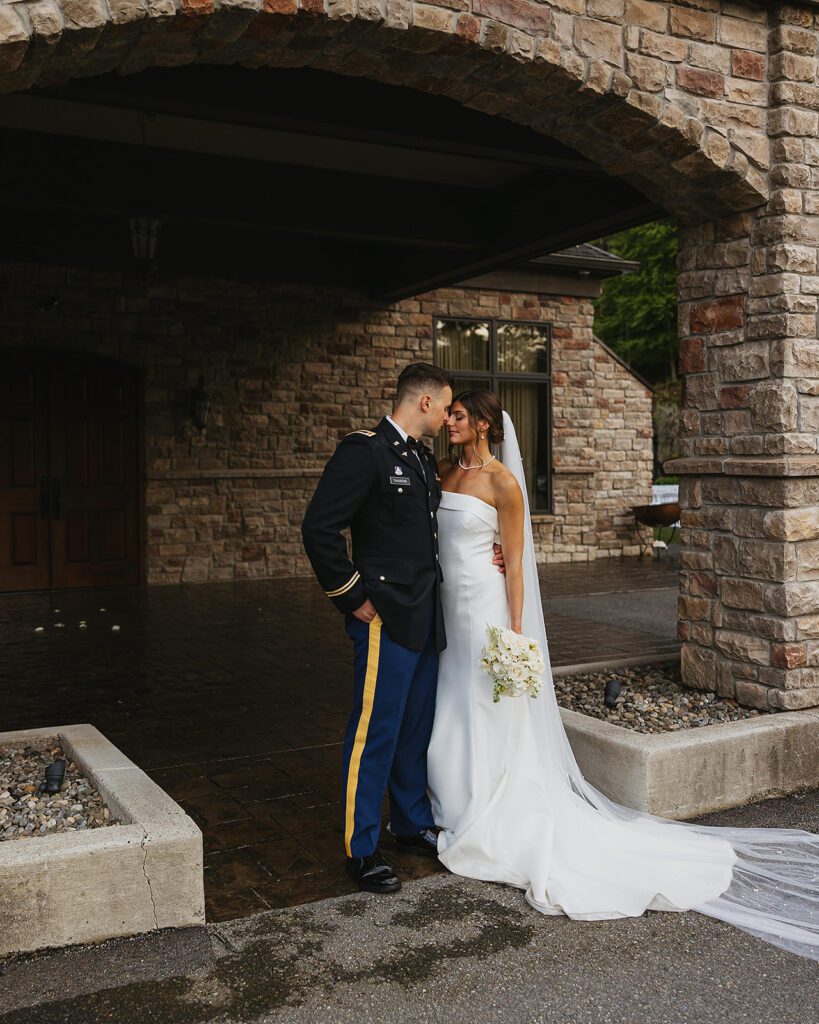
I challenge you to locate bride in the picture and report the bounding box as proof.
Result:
[427,389,819,962]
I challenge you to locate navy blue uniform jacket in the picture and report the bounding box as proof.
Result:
[302,417,446,653]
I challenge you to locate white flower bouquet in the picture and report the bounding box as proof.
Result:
[480,624,545,703]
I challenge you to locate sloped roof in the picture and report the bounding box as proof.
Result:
[530,243,639,277]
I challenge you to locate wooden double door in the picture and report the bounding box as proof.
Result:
[0,353,140,592]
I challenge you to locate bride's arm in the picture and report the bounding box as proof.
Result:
[495,474,525,633]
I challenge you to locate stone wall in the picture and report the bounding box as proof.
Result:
[0,261,653,582]
[668,4,819,712]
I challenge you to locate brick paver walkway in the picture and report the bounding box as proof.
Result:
[0,554,680,921]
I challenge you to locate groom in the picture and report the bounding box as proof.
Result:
[302,362,455,893]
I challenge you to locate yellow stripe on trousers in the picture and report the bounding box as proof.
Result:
[344,614,382,857]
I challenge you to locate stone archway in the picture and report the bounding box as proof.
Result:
[1,0,817,712]
[0,0,766,225]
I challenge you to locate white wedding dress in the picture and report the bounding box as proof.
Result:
[427,412,819,960]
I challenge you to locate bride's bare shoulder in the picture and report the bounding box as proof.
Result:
[490,462,523,505]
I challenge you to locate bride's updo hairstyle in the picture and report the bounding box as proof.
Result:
[451,389,505,446]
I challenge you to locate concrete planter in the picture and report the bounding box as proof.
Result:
[0,724,204,957]
[561,706,819,820]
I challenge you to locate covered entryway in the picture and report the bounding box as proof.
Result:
[0,61,664,589]
[0,12,812,713]
[0,352,140,592]
[0,2,815,764]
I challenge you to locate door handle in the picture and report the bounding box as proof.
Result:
[51,478,61,520]
[39,477,50,519]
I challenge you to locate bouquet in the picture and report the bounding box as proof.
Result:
[480,624,545,703]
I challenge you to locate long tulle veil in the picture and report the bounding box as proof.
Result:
[498,410,819,961]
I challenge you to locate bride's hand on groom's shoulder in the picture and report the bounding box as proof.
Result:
[492,543,506,575]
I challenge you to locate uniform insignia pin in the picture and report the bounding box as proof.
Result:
[394,466,403,475]
[401,451,407,457]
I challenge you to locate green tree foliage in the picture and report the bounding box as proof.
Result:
[592,219,679,386]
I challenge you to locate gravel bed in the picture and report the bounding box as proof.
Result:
[554,662,766,734]
[0,743,120,842]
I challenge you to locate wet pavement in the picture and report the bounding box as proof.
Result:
[1,788,817,1024]
[0,554,680,921]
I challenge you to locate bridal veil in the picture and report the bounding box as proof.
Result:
[498,409,819,962]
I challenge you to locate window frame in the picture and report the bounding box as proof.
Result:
[432,315,554,514]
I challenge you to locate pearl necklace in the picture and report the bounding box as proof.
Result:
[458,454,496,471]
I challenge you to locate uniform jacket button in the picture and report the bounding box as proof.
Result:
[398,487,403,493]
[379,575,385,581]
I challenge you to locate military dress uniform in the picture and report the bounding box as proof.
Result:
[302,416,445,860]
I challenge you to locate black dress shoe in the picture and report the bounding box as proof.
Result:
[345,849,401,893]
[392,826,440,858]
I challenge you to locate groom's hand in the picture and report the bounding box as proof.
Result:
[493,543,506,575]
[352,598,378,623]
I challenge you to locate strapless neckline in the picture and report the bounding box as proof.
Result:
[439,491,497,515]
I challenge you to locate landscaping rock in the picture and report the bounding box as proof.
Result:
[554,662,764,734]
[0,743,119,842]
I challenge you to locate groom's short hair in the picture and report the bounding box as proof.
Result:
[396,363,455,405]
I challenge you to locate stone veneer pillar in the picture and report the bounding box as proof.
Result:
[669,4,819,712]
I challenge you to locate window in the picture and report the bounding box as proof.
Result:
[434,317,553,513]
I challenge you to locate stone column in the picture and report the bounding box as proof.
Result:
[669,3,819,712]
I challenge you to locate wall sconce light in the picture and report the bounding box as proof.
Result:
[129,215,162,261]
[191,375,210,430]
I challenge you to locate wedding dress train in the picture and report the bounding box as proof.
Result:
[427,413,819,961]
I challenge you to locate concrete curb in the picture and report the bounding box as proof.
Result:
[0,724,205,957]
[561,705,819,819]
[552,650,681,676]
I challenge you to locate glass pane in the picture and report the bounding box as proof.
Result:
[497,381,551,512]
[497,322,550,375]
[434,377,491,460]
[435,319,490,372]
[451,377,492,400]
